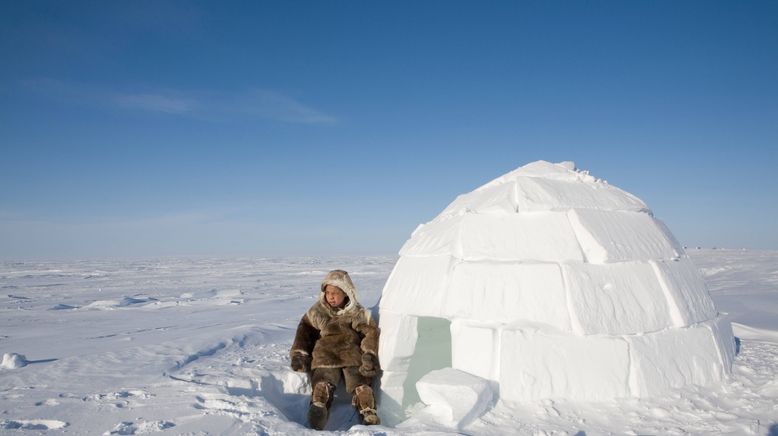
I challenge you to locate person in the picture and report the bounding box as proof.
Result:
[290,269,381,430]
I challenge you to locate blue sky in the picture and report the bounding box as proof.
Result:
[1,1,776,258]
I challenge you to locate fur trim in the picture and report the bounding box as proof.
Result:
[320,270,359,315]
[290,313,320,359]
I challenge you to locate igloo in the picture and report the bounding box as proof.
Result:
[377,160,735,422]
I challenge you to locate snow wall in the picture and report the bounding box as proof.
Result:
[377,161,735,423]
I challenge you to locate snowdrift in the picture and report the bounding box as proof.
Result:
[377,161,735,424]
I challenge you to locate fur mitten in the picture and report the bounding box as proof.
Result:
[291,352,312,372]
[359,352,380,377]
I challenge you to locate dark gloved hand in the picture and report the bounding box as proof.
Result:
[291,352,311,372]
[359,352,380,377]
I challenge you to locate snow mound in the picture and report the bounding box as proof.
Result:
[378,160,735,423]
[83,296,158,310]
[49,303,78,310]
[104,419,175,435]
[1,352,28,369]
[1,419,68,430]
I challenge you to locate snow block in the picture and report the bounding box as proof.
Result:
[402,212,584,262]
[514,176,648,212]
[378,311,419,371]
[651,258,717,325]
[484,160,582,183]
[458,213,584,262]
[415,368,493,430]
[568,209,681,263]
[439,182,519,217]
[380,255,452,317]
[707,315,736,371]
[451,321,499,381]
[499,329,630,401]
[626,319,730,396]
[378,370,412,424]
[443,262,571,330]
[437,165,646,217]
[443,161,644,211]
[399,218,460,258]
[562,262,676,335]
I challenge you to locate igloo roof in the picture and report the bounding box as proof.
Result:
[437,160,648,219]
[379,160,717,335]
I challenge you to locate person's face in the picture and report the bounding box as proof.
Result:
[324,285,346,308]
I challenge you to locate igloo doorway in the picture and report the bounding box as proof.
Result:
[377,312,456,423]
[402,317,452,408]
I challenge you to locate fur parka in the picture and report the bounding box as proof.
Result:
[290,270,379,369]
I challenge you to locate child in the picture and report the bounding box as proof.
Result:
[290,269,381,430]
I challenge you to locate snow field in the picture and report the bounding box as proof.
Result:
[0,248,776,434]
[0,257,391,434]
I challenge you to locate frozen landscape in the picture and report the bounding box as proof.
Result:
[0,250,776,435]
[3,0,776,433]
[2,162,778,435]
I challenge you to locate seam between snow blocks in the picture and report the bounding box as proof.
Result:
[649,259,687,328]
[565,208,595,264]
[558,262,585,336]
[705,317,732,377]
[621,336,638,397]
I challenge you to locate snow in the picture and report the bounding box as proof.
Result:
[626,318,733,396]
[1,353,28,369]
[561,261,676,334]
[0,249,777,434]
[379,161,733,407]
[412,368,493,429]
[401,212,585,262]
[499,328,631,401]
[440,161,648,215]
[444,262,571,328]
[567,209,682,263]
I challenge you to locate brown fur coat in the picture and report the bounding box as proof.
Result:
[291,270,379,369]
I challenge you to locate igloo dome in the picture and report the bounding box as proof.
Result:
[377,160,735,421]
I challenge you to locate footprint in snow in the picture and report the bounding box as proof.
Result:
[0,419,68,430]
[104,419,175,435]
[88,390,153,402]
[34,398,61,406]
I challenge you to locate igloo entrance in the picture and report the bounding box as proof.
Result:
[401,317,451,408]
[377,312,459,422]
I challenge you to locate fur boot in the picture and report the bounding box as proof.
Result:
[353,384,380,425]
[308,381,334,430]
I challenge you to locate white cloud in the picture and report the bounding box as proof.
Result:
[114,93,197,114]
[236,89,337,124]
[22,78,337,124]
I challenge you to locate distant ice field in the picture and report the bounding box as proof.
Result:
[0,250,776,434]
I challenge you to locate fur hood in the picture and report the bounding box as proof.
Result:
[319,269,360,315]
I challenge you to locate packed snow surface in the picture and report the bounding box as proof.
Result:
[0,250,777,434]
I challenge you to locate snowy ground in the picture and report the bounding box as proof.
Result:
[1,250,776,435]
